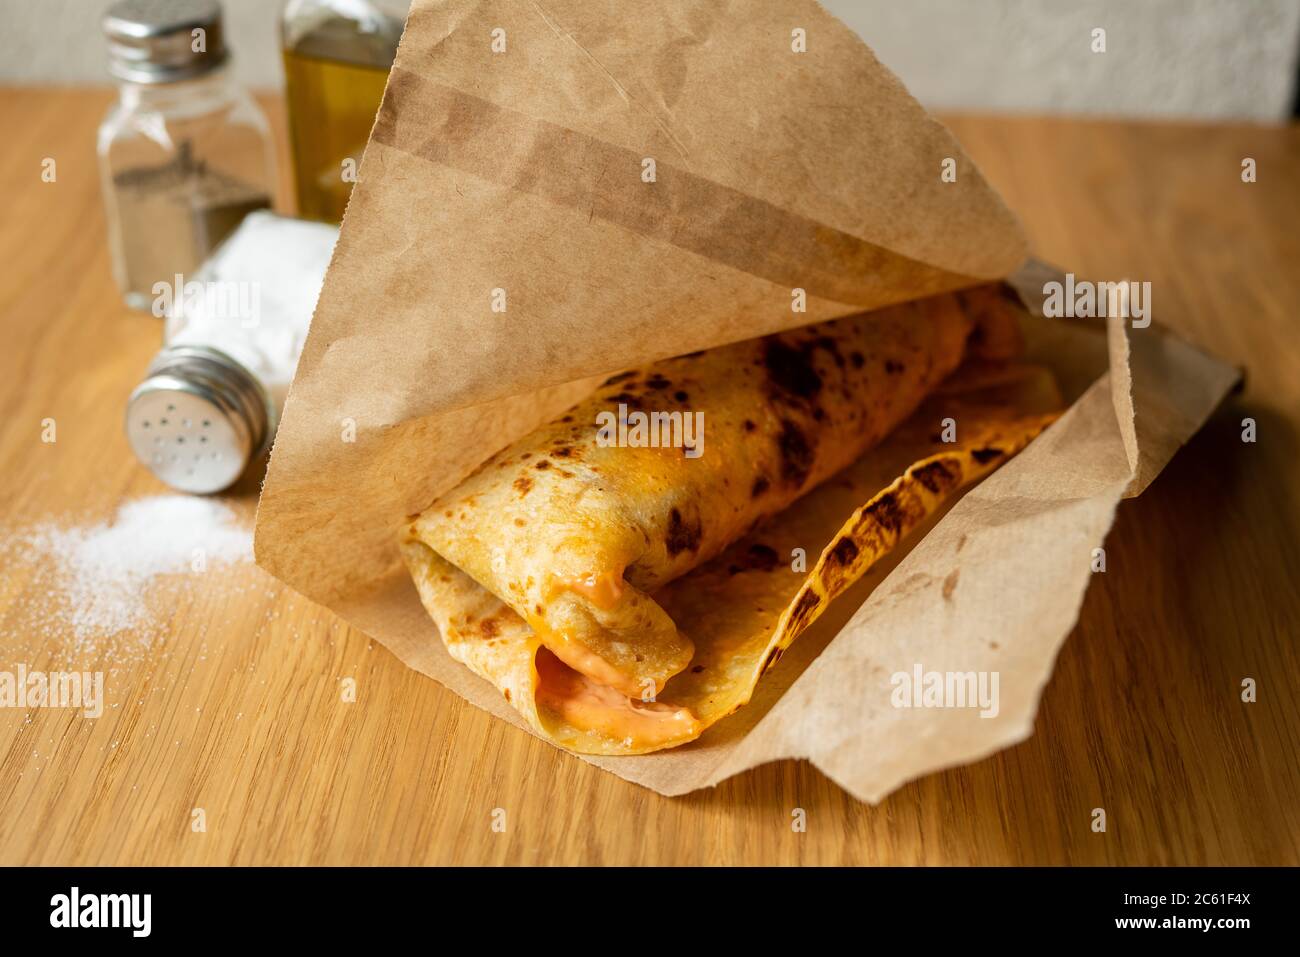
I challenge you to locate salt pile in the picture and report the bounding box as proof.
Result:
[6,495,253,650]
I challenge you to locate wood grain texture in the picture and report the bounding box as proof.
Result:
[0,90,1296,865]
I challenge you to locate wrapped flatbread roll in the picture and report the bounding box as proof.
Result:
[401,290,1059,753]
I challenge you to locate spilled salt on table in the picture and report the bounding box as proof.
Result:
[4,495,253,655]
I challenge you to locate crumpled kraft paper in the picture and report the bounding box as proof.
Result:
[254,0,1239,801]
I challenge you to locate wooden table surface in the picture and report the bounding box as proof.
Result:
[1,89,1296,866]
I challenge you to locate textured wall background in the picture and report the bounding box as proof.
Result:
[1,0,1297,119]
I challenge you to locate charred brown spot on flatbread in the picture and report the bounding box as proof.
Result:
[786,587,822,635]
[665,507,703,557]
[762,645,785,673]
[603,371,635,386]
[534,460,551,470]
[777,419,815,486]
[764,339,823,401]
[512,476,533,496]
[828,535,860,568]
[865,492,906,535]
[885,359,904,375]
[728,543,779,575]
[646,374,672,391]
[751,475,770,498]
[971,447,1004,464]
[912,460,959,494]
[810,335,845,369]
[608,391,643,409]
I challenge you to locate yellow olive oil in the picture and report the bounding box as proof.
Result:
[282,47,390,222]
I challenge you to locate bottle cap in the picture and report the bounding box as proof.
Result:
[125,345,273,494]
[103,0,228,84]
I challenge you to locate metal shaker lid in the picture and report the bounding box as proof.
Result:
[103,0,228,84]
[125,345,273,494]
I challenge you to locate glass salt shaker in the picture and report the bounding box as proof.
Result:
[125,212,338,494]
[99,0,276,311]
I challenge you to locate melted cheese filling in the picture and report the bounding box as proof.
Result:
[550,570,627,610]
[528,617,646,697]
[535,569,654,697]
[534,648,701,749]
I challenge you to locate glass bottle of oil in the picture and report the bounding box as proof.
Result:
[280,0,407,223]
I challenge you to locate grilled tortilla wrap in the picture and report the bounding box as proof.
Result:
[409,296,970,694]
[401,291,1060,753]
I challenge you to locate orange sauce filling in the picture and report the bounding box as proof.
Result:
[527,616,648,698]
[550,570,627,611]
[534,648,701,749]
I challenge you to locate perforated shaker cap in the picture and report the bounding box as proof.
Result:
[125,345,273,494]
[103,0,228,84]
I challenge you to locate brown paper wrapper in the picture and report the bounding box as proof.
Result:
[255,0,1239,801]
